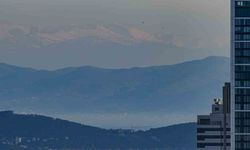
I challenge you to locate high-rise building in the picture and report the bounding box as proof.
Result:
[197,83,231,150]
[231,1,250,149]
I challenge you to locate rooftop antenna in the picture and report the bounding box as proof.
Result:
[214,98,221,105]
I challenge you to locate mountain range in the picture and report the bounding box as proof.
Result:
[0,56,229,127]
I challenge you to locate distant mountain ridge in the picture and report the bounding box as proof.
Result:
[0,111,196,150]
[0,56,229,117]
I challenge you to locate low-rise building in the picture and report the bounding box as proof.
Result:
[197,83,231,150]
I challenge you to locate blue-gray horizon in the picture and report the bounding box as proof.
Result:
[0,0,229,69]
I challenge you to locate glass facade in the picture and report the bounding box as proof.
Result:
[233,1,250,149]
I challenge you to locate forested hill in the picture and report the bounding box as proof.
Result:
[0,111,196,150]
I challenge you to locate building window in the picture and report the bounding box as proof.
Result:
[237,1,243,7]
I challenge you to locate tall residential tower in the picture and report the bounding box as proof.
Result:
[231,1,250,149]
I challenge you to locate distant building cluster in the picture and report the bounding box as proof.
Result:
[0,136,71,149]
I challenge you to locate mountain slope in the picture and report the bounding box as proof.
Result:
[0,111,196,150]
[0,56,229,115]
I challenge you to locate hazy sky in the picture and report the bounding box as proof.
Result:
[0,0,230,69]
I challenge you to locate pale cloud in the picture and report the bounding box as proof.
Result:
[37,25,129,45]
[167,33,229,50]
[0,22,30,38]
[0,0,230,69]
[128,27,162,43]
[36,25,165,45]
